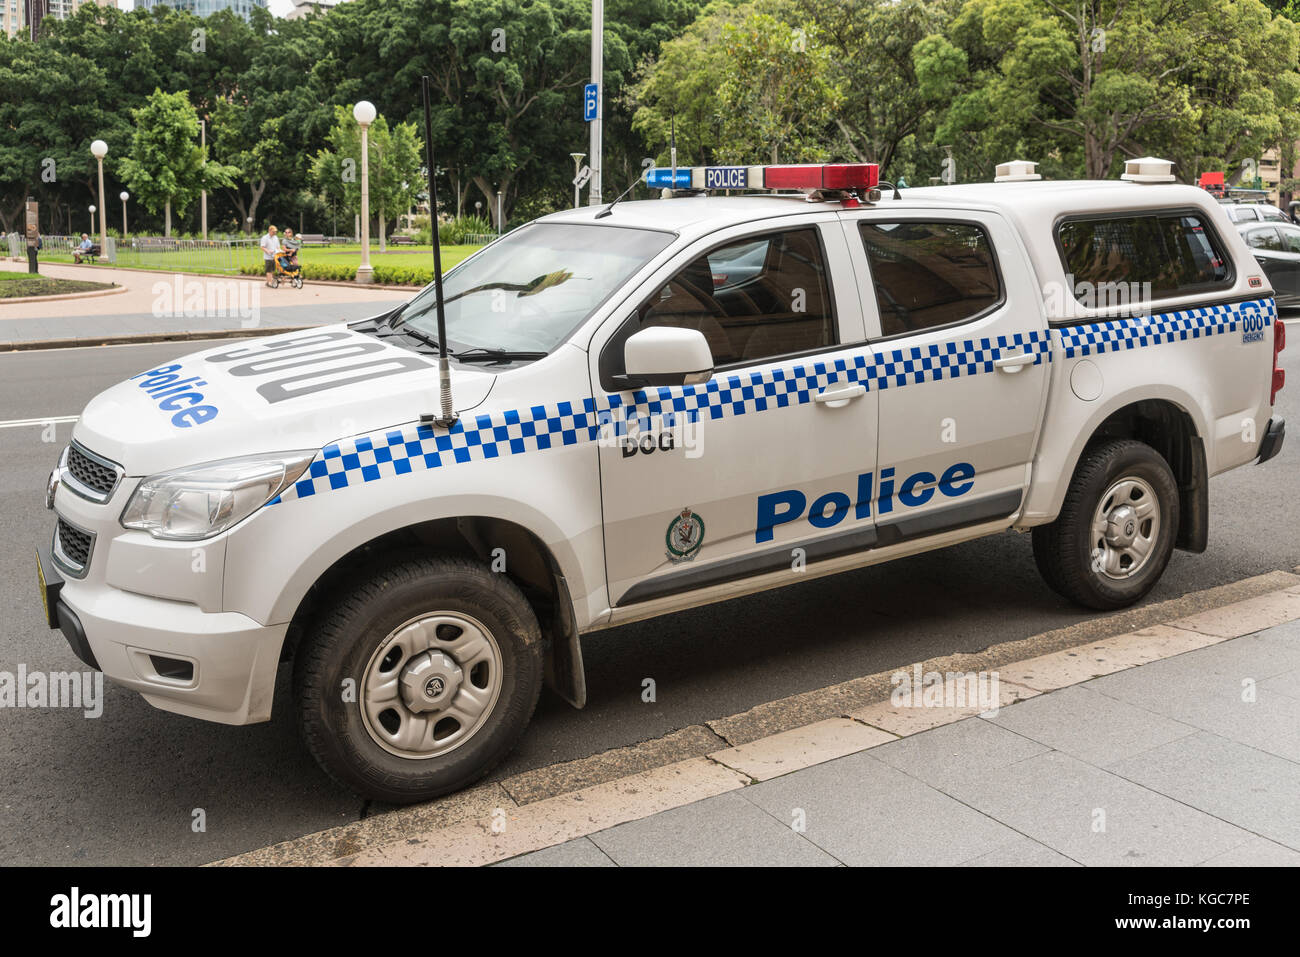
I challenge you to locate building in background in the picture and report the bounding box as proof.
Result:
[3,0,112,40]
[136,0,267,20]
[284,0,344,19]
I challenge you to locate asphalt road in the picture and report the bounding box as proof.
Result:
[1,336,1297,865]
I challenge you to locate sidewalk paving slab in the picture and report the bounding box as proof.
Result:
[1107,731,1300,850]
[741,751,1025,866]
[583,792,840,867]
[932,750,1253,866]
[982,684,1199,766]
[495,837,616,868]
[868,714,1050,793]
[958,835,1081,867]
[1197,836,1300,867]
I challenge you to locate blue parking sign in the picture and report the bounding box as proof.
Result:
[583,83,598,122]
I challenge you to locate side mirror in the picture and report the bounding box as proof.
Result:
[617,326,714,389]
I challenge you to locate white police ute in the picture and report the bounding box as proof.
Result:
[37,157,1287,802]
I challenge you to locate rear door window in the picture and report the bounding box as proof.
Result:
[857,221,1002,337]
[1056,211,1231,301]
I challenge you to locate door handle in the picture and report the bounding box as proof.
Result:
[994,350,1033,373]
[814,384,866,408]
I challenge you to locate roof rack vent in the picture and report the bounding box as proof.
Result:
[994,159,1041,182]
[1121,156,1176,183]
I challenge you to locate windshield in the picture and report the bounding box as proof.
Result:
[389,222,674,357]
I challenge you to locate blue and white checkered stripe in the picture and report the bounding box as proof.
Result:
[1057,298,1275,359]
[273,329,1052,503]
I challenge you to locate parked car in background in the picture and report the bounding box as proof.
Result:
[1238,221,1300,310]
[1223,202,1290,225]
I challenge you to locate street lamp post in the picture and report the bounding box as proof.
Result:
[90,139,108,259]
[589,0,603,205]
[88,205,96,236]
[120,191,129,237]
[570,152,585,209]
[353,100,377,284]
[496,189,503,236]
[200,119,208,241]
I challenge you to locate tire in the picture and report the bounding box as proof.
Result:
[1033,439,1180,610]
[294,556,544,803]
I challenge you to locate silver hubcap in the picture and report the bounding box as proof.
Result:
[1091,476,1161,581]
[359,613,503,759]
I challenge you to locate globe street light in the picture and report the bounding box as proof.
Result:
[353,100,377,284]
[88,204,96,238]
[120,191,129,237]
[90,139,108,258]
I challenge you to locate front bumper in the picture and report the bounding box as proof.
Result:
[1257,416,1286,465]
[36,545,286,725]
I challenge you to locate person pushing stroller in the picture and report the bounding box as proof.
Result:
[272,228,304,288]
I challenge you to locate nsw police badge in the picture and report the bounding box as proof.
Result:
[665,507,705,563]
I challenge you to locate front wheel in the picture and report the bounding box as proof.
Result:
[294,556,544,803]
[1033,439,1180,610]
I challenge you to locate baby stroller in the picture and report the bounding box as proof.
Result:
[272,248,304,288]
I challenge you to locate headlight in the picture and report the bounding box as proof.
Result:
[120,451,317,541]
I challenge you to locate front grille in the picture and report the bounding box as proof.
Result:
[55,518,93,573]
[65,443,120,500]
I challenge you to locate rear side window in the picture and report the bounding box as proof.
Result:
[1232,206,1259,222]
[1056,212,1231,301]
[1260,206,1289,223]
[858,221,1002,337]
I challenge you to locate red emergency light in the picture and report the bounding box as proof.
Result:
[762,164,880,191]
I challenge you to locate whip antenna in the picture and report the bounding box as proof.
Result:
[420,74,457,428]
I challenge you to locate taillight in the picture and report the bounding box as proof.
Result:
[1272,318,1286,405]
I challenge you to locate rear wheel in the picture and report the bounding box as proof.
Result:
[1033,439,1180,610]
[294,556,544,803]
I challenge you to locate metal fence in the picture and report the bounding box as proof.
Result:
[7,233,117,263]
[117,237,259,273]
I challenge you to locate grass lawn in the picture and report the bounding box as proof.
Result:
[0,272,116,299]
[36,243,480,280]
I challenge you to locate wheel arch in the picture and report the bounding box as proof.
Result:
[1033,389,1209,553]
[280,515,587,709]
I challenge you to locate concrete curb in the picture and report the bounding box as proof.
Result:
[211,568,1300,867]
[0,283,126,306]
[0,325,312,353]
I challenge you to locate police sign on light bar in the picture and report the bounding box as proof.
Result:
[644,163,879,192]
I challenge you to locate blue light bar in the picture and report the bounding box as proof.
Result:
[644,168,693,189]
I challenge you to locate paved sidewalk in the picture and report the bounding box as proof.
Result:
[499,620,1300,867]
[0,260,409,348]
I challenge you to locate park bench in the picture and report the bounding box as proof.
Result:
[298,233,329,246]
[390,235,417,246]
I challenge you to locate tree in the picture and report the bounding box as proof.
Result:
[118,89,236,235]
[792,0,963,174]
[933,0,1300,181]
[629,1,839,167]
[310,106,423,244]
